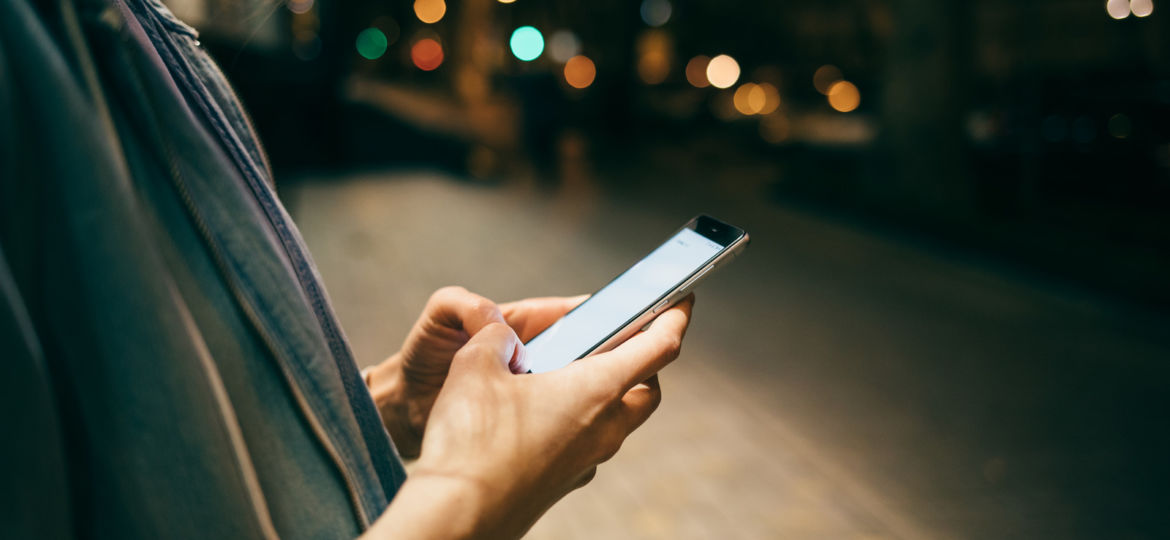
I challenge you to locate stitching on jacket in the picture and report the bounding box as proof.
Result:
[124,0,391,523]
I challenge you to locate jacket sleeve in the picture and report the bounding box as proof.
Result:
[0,249,71,540]
[0,7,70,536]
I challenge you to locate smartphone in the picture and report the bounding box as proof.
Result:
[524,215,749,373]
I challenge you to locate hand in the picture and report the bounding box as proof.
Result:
[370,295,695,539]
[367,287,585,458]
[498,294,588,344]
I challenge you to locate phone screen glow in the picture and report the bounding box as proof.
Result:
[524,228,724,373]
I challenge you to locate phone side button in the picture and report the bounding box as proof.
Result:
[651,299,671,313]
[678,264,714,292]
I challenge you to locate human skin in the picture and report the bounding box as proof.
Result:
[363,286,694,538]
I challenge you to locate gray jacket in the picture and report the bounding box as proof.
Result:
[0,0,406,537]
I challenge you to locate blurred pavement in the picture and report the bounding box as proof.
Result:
[284,170,1170,540]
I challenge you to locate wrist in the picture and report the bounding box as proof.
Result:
[368,472,488,539]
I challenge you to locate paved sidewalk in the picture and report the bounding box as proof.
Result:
[285,171,1170,540]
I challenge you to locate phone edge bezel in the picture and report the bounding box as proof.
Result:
[524,214,747,372]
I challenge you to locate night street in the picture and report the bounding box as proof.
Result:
[8,0,1170,537]
[286,170,1170,540]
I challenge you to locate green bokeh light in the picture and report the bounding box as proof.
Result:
[509,26,544,62]
[356,28,388,60]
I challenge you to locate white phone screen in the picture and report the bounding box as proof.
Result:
[525,228,724,373]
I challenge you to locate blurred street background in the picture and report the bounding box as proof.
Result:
[166,0,1169,537]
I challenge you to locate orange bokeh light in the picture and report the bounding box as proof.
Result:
[564,55,597,89]
[636,30,672,85]
[813,64,843,95]
[685,55,710,88]
[733,83,763,115]
[411,38,444,71]
[827,80,860,112]
[414,0,446,24]
[757,82,781,114]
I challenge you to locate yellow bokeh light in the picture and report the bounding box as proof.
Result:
[813,64,843,95]
[827,80,860,112]
[757,82,781,115]
[735,83,772,115]
[706,54,740,89]
[732,82,780,115]
[747,85,766,113]
[498,0,516,3]
[564,55,597,89]
[685,56,710,88]
[733,83,758,115]
[414,0,446,24]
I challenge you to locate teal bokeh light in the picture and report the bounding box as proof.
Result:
[356,28,388,60]
[509,26,544,62]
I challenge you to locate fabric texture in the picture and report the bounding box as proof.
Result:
[0,0,406,537]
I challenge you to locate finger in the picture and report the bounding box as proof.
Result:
[426,286,506,337]
[449,322,523,377]
[619,375,662,433]
[500,295,589,342]
[572,466,598,490]
[586,294,694,393]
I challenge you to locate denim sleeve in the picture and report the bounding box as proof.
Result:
[1,0,404,536]
[120,0,407,514]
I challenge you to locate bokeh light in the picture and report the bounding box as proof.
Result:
[757,82,781,114]
[287,0,313,15]
[510,26,545,61]
[733,83,766,115]
[497,0,516,3]
[637,30,672,84]
[563,55,597,89]
[1131,0,1154,17]
[411,38,444,71]
[1107,0,1130,19]
[706,54,740,89]
[355,28,388,60]
[291,8,321,60]
[813,64,843,95]
[827,80,861,112]
[685,56,711,88]
[640,0,672,27]
[548,30,581,63]
[414,0,446,24]
[1108,113,1132,138]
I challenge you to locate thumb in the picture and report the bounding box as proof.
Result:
[449,322,525,378]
